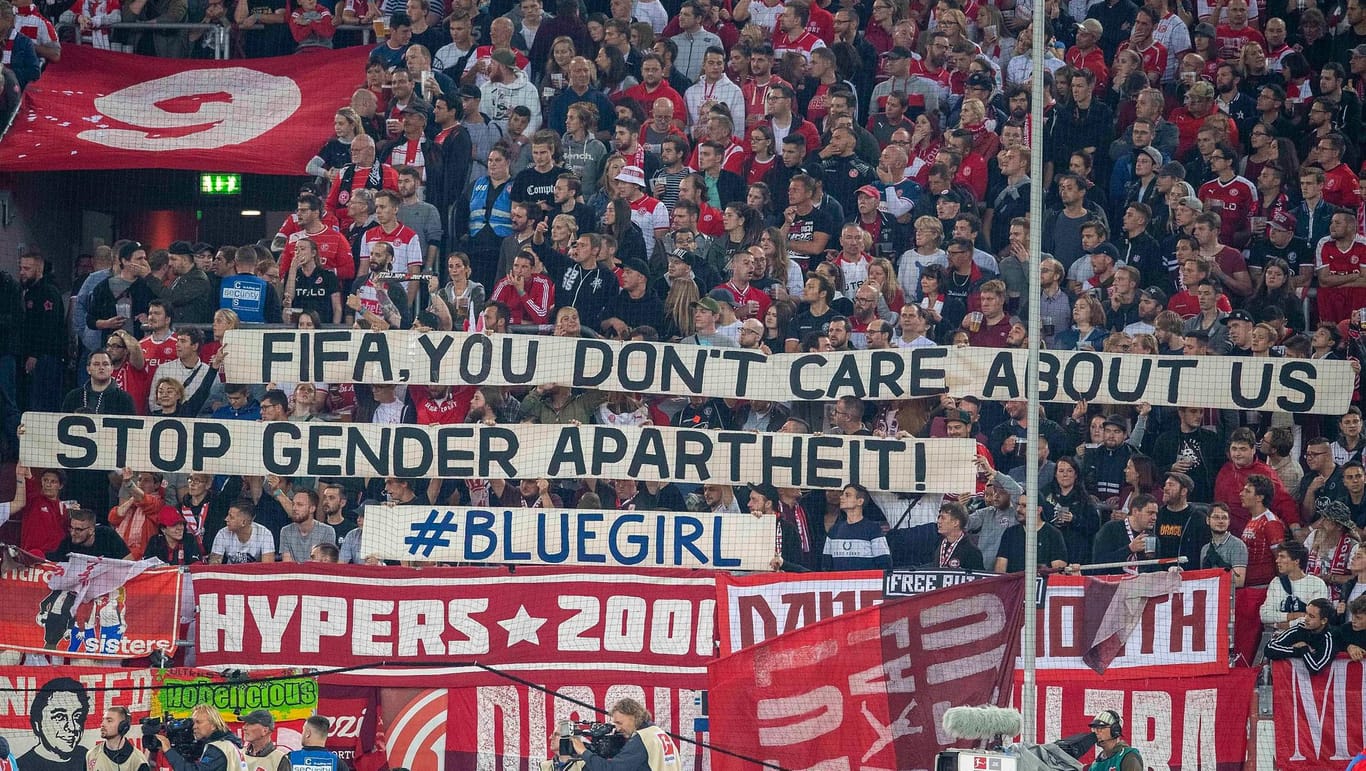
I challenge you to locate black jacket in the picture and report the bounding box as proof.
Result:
[22,275,66,357]
[88,275,158,340]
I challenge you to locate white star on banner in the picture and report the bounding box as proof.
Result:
[498,605,548,647]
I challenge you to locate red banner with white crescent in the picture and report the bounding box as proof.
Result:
[0,45,368,174]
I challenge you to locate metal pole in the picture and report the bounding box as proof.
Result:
[1020,1,1048,745]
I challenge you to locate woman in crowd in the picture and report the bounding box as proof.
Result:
[1249,257,1304,332]
[1110,454,1164,520]
[710,204,766,272]
[539,36,578,103]
[867,257,904,314]
[1053,294,1108,351]
[899,216,946,302]
[308,107,364,182]
[590,154,627,221]
[595,46,637,97]
[763,299,796,353]
[1042,457,1102,565]
[602,196,648,266]
[743,124,777,186]
[437,251,487,332]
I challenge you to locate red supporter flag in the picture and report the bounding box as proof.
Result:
[0,45,369,174]
[709,574,1026,771]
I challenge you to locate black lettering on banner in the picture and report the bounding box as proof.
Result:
[56,414,97,468]
[437,425,476,477]
[628,428,670,478]
[150,419,188,472]
[1156,358,1198,403]
[194,422,232,465]
[1108,357,1151,402]
[828,356,867,398]
[867,350,905,398]
[1061,352,1103,401]
[1277,362,1316,411]
[549,428,587,476]
[716,431,757,483]
[1231,361,1273,409]
[353,332,394,382]
[502,337,536,383]
[480,426,520,477]
[764,433,802,486]
[262,331,299,380]
[264,421,303,475]
[314,330,353,381]
[106,417,142,469]
[908,347,949,397]
[574,339,612,388]
[982,351,1020,399]
[789,354,825,399]
[460,335,492,382]
[674,429,712,481]
[662,345,707,393]
[394,426,433,477]
[805,435,842,488]
[912,441,925,490]
[617,342,657,391]
[351,426,391,475]
[417,333,457,382]
[307,424,345,475]
[590,427,628,475]
[721,349,765,397]
[1037,353,1060,400]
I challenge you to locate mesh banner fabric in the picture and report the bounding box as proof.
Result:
[19,411,974,492]
[0,46,369,173]
[222,329,1356,412]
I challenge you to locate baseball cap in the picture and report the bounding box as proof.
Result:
[944,408,975,425]
[458,84,482,99]
[1140,286,1168,305]
[965,71,993,90]
[708,287,742,308]
[615,165,647,188]
[168,240,194,256]
[1178,196,1204,212]
[118,241,144,260]
[490,48,517,68]
[1227,309,1254,324]
[1137,145,1163,166]
[1186,80,1215,99]
[856,184,880,198]
[1353,44,1366,58]
[1089,242,1119,261]
[1164,471,1195,492]
[1090,710,1122,729]
[886,46,913,59]
[691,296,722,314]
[1102,414,1128,431]
[1269,209,1297,231]
[1076,18,1102,35]
[1192,22,1216,38]
[620,258,650,277]
[241,710,275,729]
[157,507,184,527]
[937,189,966,207]
[401,102,430,119]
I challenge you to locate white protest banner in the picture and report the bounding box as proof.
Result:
[360,505,775,570]
[21,412,974,492]
[222,329,1355,413]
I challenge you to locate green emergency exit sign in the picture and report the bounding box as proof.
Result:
[199,173,242,195]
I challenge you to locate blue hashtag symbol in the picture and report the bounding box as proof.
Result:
[405,509,459,557]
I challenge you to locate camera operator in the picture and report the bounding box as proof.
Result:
[561,700,682,771]
[155,704,246,771]
[93,707,150,771]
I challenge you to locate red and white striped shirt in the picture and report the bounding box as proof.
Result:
[359,222,423,273]
[4,3,58,65]
[772,29,826,62]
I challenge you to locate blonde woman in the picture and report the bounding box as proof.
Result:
[308,107,363,180]
[662,277,700,340]
[759,227,802,297]
[898,215,946,301]
[867,257,904,312]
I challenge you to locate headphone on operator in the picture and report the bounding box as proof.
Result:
[110,706,131,736]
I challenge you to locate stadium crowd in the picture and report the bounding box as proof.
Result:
[4,0,1366,668]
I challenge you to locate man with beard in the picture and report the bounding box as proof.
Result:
[1155,471,1209,566]
[20,678,90,771]
[276,487,336,562]
[1200,502,1247,586]
[19,253,66,412]
[346,242,408,329]
[91,707,150,771]
[325,135,399,230]
[318,483,355,539]
[1083,415,1136,500]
